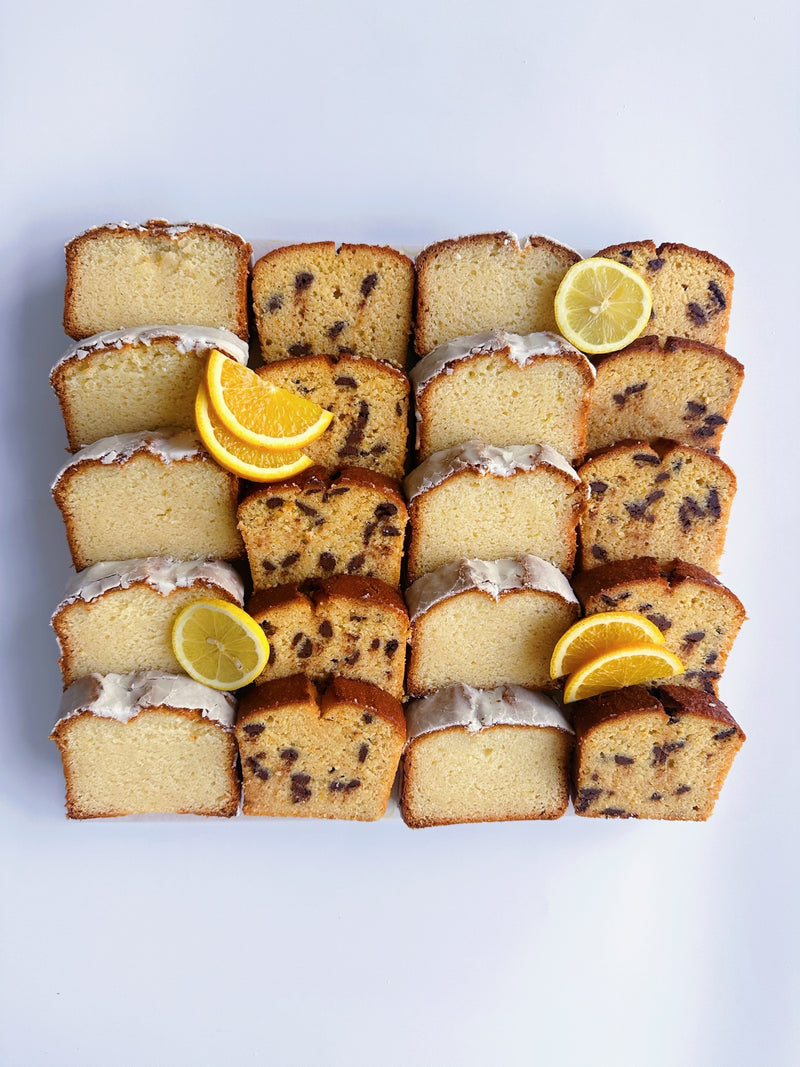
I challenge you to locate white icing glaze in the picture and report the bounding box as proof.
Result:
[403,440,580,503]
[52,325,249,373]
[410,329,593,393]
[405,683,573,742]
[54,671,236,730]
[55,558,244,613]
[405,555,578,622]
[52,429,206,487]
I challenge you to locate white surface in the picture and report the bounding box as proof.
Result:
[1,2,798,1065]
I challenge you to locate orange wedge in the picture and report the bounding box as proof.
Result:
[562,644,684,703]
[550,611,667,679]
[195,384,313,481]
[205,349,332,450]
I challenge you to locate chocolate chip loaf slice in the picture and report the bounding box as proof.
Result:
[51,672,240,819]
[52,558,245,687]
[405,556,579,697]
[247,576,408,699]
[587,336,744,454]
[594,241,734,348]
[405,441,587,583]
[238,467,407,591]
[572,557,746,694]
[252,242,414,368]
[571,684,745,820]
[236,675,406,820]
[412,329,595,465]
[578,441,736,574]
[64,220,251,340]
[401,684,574,827]
[257,353,409,479]
[414,232,580,355]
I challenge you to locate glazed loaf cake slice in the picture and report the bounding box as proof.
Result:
[247,576,409,699]
[405,442,587,583]
[412,329,595,464]
[236,675,406,820]
[414,232,580,355]
[594,241,734,348]
[405,556,579,697]
[586,335,743,454]
[64,220,251,340]
[52,558,245,687]
[51,671,240,819]
[401,684,574,827]
[257,353,409,479]
[578,441,736,574]
[252,242,414,368]
[52,430,243,569]
[572,557,746,694]
[571,684,745,821]
[51,326,250,451]
[238,466,407,591]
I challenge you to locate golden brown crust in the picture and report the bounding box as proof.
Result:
[237,674,317,719]
[246,575,408,622]
[592,334,743,373]
[239,464,405,507]
[414,232,579,276]
[571,555,733,605]
[253,241,413,276]
[569,684,743,742]
[321,676,406,738]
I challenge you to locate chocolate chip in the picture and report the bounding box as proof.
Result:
[291,632,304,648]
[650,793,662,801]
[633,452,660,465]
[280,748,299,763]
[295,502,318,518]
[708,279,726,308]
[713,726,737,741]
[575,787,603,813]
[327,486,350,497]
[363,521,377,545]
[683,631,706,644]
[346,553,366,573]
[612,393,627,407]
[328,321,348,338]
[319,552,336,572]
[619,249,633,259]
[651,741,685,766]
[692,424,717,439]
[261,560,277,573]
[360,273,378,298]
[704,413,727,427]
[674,785,691,795]
[687,302,707,325]
[297,637,313,659]
[589,480,608,495]
[242,723,264,738]
[646,613,672,632]
[295,271,313,292]
[381,525,401,537]
[334,375,357,388]
[319,619,333,638]
[358,744,369,763]
[384,639,399,658]
[395,401,404,417]
[625,382,648,395]
[603,808,628,817]
[625,501,648,520]
[246,756,270,781]
[290,772,312,803]
[706,488,721,518]
[356,400,370,427]
[345,779,361,790]
[647,257,664,271]
[328,780,346,792]
[371,443,388,455]
[288,343,313,357]
[704,651,718,665]
[267,644,276,666]
[266,497,284,509]
[344,650,361,666]
[282,551,301,568]
[267,294,283,313]
[684,400,707,418]
[370,638,380,650]
[645,489,665,506]
[260,622,276,637]
[654,471,670,483]
[362,712,374,724]
[374,503,398,518]
[614,755,634,765]
[591,544,608,561]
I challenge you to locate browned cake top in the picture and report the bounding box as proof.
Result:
[239,464,405,506]
[321,676,406,736]
[592,334,743,371]
[572,556,729,604]
[594,240,733,280]
[238,674,318,719]
[246,574,408,620]
[570,684,744,741]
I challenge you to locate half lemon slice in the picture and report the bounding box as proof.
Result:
[554,257,653,355]
[205,349,333,450]
[562,644,684,703]
[172,598,270,690]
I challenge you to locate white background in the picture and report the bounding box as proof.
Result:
[2,2,798,1065]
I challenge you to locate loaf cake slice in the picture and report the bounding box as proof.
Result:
[51,671,240,819]
[64,220,251,340]
[405,441,587,583]
[238,466,407,591]
[414,232,580,355]
[251,242,414,368]
[586,335,743,454]
[572,557,746,693]
[247,576,409,699]
[256,353,409,479]
[52,558,245,687]
[571,684,745,820]
[51,326,250,451]
[412,329,595,464]
[236,675,406,820]
[405,556,579,697]
[401,684,574,827]
[578,441,736,574]
[594,241,734,348]
[52,430,243,569]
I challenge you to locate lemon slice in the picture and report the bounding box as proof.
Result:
[550,611,667,679]
[554,258,653,355]
[205,349,333,450]
[172,598,270,690]
[562,644,684,703]
[195,383,313,481]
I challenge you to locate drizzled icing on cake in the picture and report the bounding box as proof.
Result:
[410,329,593,393]
[52,429,207,486]
[405,555,578,622]
[52,325,249,372]
[405,683,573,741]
[72,219,237,241]
[55,558,245,611]
[403,440,580,503]
[54,671,237,729]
